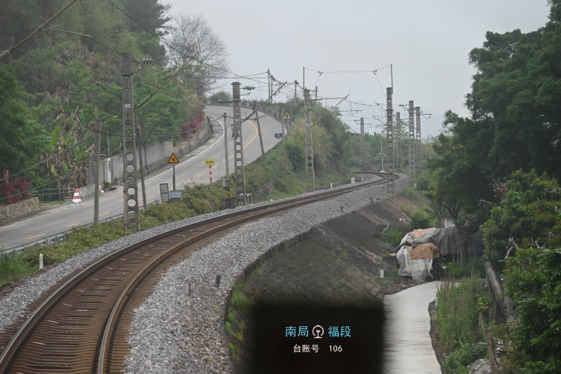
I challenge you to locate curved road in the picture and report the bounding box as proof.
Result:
[0,106,283,250]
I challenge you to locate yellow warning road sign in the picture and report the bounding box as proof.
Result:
[284,113,291,120]
[205,159,215,166]
[168,153,179,163]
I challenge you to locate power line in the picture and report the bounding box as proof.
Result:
[304,65,392,74]
[0,0,79,62]
[0,133,97,184]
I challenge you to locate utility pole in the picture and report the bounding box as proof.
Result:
[408,101,415,179]
[232,82,246,205]
[121,52,140,233]
[416,107,422,179]
[396,112,401,173]
[304,89,315,192]
[94,119,101,225]
[254,102,265,160]
[267,69,271,97]
[360,117,365,171]
[135,115,147,209]
[281,108,286,140]
[223,113,229,177]
[0,0,78,62]
[386,88,395,200]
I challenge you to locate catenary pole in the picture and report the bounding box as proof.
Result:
[304,89,315,192]
[121,52,140,233]
[135,115,147,209]
[223,113,229,177]
[94,119,101,225]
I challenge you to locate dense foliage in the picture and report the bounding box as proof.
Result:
[503,247,561,373]
[424,1,561,226]
[482,170,561,266]
[0,65,48,174]
[0,0,210,197]
[436,275,488,354]
[478,169,561,372]
[442,343,487,374]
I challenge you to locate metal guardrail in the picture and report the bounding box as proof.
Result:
[0,202,159,258]
[33,188,73,203]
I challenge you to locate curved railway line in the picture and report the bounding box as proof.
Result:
[0,173,394,373]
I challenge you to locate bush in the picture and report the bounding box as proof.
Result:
[445,261,486,278]
[0,254,32,286]
[504,247,561,371]
[383,226,404,247]
[443,343,487,374]
[410,210,434,229]
[436,275,488,354]
[283,141,305,171]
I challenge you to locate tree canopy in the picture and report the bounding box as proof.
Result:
[0,1,222,194]
[424,1,561,231]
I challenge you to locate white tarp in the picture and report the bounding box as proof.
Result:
[396,244,436,281]
[395,227,485,281]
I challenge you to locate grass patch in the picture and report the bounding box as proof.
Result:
[444,261,486,279]
[436,274,489,354]
[442,343,487,374]
[336,247,348,260]
[0,254,34,286]
[231,283,251,310]
[382,226,404,247]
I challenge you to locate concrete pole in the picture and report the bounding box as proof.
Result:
[416,106,422,178]
[360,117,365,171]
[134,115,147,210]
[281,108,286,140]
[396,112,401,173]
[387,88,395,200]
[94,119,100,225]
[408,101,415,179]
[304,89,315,192]
[121,52,140,233]
[232,82,246,205]
[223,113,229,177]
[254,102,265,160]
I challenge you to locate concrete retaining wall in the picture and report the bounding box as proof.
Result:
[91,122,214,186]
[0,198,40,221]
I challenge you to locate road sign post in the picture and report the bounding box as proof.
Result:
[169,153,179,190]
[205,159,215,184]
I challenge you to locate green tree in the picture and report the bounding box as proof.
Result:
[482,170,561,267]
[207,91,231,103]
[0,65,48,174]
[504,247,561,373]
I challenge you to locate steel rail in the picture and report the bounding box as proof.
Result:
[0,173,394,373]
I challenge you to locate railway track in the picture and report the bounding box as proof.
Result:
[0,173,394,373]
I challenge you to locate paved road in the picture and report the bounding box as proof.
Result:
[0,106,283,250]
[383,281,442,373]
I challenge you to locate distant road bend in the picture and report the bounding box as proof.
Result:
[0,105,283,250]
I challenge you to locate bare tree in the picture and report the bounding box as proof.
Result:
[167,14,228,96]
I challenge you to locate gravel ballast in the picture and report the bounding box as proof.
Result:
[0,175,409,373]
[126,175,409,373]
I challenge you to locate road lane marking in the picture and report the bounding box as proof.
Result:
[148,195,156,199]
[68,222,81,227]
[99,211,110,217]
[196,173,204,177]
[27,234,44,239]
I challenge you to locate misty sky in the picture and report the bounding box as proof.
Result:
[164,0,550,138]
